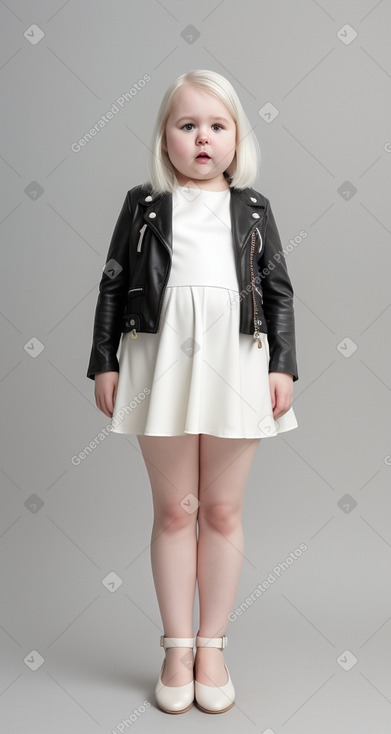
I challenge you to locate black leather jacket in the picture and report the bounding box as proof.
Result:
[86,181,299,382]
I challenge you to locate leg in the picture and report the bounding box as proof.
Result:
[195,434,261,686]
[137,433,199,686]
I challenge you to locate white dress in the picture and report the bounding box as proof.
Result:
[110,185,298,438]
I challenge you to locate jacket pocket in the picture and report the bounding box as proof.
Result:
[125,285,145,328]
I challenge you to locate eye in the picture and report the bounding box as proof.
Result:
[180,123,224,131]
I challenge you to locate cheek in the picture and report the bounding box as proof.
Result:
[168,133,189,156]
[223,132,237,155]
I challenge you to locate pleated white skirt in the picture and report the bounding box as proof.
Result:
[110,284,298,439]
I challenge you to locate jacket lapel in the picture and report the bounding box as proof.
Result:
[230,188,266,253]
[141,191,173,254]
[138,185,265,255]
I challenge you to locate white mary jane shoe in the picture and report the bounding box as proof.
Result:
[154,635,195,714]
[194,634,235,713]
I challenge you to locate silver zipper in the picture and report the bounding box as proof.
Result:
[137,224,147,252]
[250,228,262,349]
[132,216,173,336]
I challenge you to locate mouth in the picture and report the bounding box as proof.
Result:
[195,152,211,160]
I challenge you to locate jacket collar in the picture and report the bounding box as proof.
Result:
[137,181,266,255]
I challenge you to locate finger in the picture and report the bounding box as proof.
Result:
[274,397,292,420]
[269,382,276,410]
[97,391,112,419]
[103,390,113,418]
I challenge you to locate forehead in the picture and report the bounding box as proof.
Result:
[169,84,232,119]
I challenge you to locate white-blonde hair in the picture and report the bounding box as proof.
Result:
[148,69,261,194]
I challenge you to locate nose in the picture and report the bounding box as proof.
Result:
[196,128,210,144]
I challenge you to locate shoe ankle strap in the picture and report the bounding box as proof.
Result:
[160,635,195,650]
[196,634,227,649]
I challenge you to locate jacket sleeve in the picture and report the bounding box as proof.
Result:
[258,199,299,382]
[86,193,132,380]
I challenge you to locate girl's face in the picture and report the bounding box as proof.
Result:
[162,83,237,190]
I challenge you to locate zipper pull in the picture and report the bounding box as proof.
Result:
[253,329,262,348]
[131,329,137,339]
[137,224,147,253]
[256,227,263,252]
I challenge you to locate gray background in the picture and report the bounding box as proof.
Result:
[1,0,391,732]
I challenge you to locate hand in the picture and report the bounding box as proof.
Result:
[94,371,119,418]
[268,372,294,420]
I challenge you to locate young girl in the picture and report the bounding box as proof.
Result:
[87,69,299,715]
